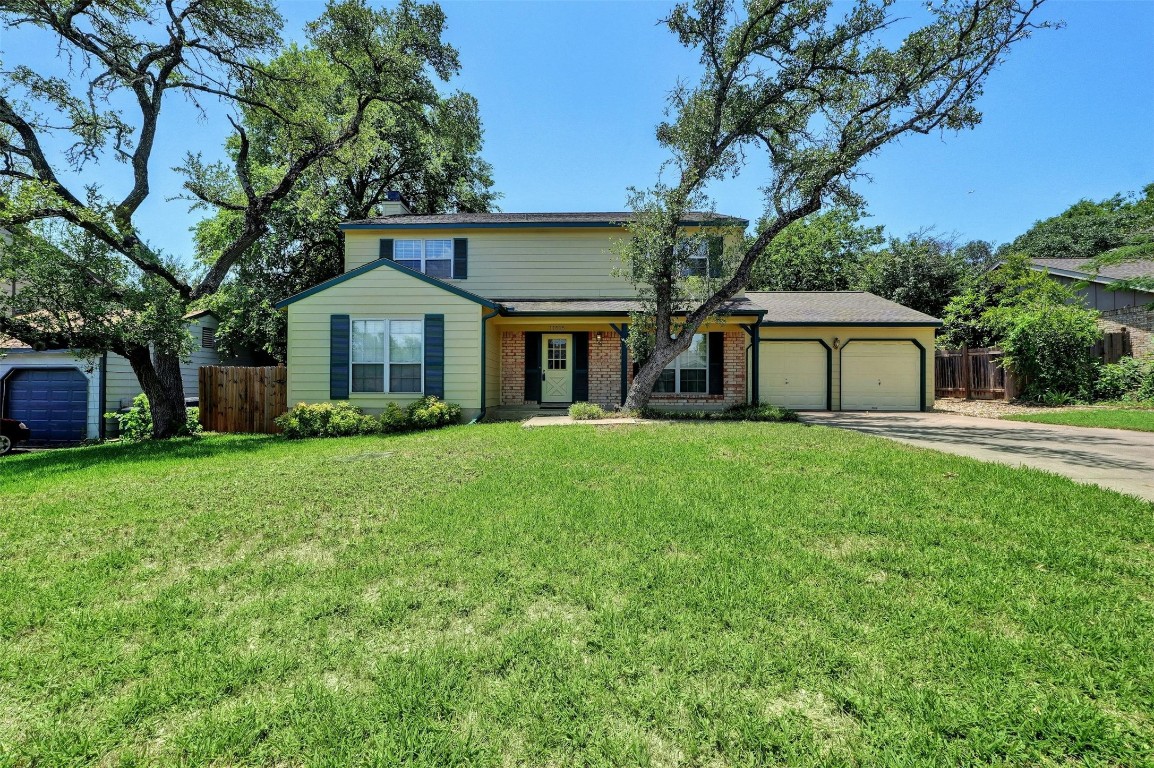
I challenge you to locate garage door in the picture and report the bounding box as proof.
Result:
[841,341,920,411]
[3,368,89,445]
[759,341,828,409]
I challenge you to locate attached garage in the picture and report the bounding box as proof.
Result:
[2,367,90,445]
[758,340,830,410]
[747,291,941,412]
[840,340,921,411]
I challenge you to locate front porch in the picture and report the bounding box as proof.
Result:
[492,322,751,412]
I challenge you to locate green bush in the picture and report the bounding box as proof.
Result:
[276,397,462,439]
[406,396,462,429]
[1095,356,1153,401]
[104,393,202,442]
[568,402,606,420]
[984,301,1101,400]
[639,402,799,422]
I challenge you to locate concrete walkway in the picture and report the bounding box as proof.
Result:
[802,411,1154,503]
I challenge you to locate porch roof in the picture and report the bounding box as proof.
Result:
[494,297,766,317]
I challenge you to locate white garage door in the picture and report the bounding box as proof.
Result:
[759,341,828,410]
[841,341,920,411]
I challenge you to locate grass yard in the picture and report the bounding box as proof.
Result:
[1,422,1152,767]
[1004,407,1154,432]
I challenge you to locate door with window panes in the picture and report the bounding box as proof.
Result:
[541,334,573,403]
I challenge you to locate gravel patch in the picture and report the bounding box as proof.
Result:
[931,398,1089,419]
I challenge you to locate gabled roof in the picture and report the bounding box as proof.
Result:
[273,255,500,310]
[1028,257,1154,290]
[747,291,942,326]
[340,211,748,230]
[495,297,764,317]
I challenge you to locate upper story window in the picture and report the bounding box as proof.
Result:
[654,333,708,394]
[680,241,709,278]
[395,239,453,278]
[351,318,424,394]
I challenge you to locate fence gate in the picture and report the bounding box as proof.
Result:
[1092,330,1131,365]
[935,347,1007,400]
[199,365,287,434]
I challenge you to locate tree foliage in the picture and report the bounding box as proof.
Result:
[194,49,497,361]
[0,0,467,436]
[984,298,1100,399]
[859,232,968,318]
[749,206,883,291]
[1002,183,1154,263]
[614,0,1049,409]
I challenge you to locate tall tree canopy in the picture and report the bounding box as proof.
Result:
[748,206,883,292]
[613,0,1049,409]
[0,0,471,436]
[1001,183,1154,263]
[194,50,497,361]
[859,231,968,318]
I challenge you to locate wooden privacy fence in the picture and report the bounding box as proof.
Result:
[199,365,287,434]
[935,347,1008,400]
[1092,330,1131,365]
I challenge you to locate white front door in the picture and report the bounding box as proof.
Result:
[541,334,573,403]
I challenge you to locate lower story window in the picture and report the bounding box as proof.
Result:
[351,319,423,393]
[654,333,708,394]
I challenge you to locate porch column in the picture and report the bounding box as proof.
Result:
[610,323,629,406]
[744,323,760,404]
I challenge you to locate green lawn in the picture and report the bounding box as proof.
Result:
[1,423,1152,767]
[1004,407,1154,432]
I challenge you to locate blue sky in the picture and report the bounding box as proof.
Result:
[7,0,1154,261]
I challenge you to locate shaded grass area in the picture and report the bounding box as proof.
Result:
[1005,407,1154,432]
[1,423,1152,766]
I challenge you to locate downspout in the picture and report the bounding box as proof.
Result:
[473,308,501,423]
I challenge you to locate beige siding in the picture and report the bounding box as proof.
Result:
[286,263,484,417]
[104,353,141,412]
[344,227,745,300]
[484,316,501,408]
[756,325,937,410]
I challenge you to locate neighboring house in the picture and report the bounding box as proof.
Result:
[1026,257,1154,311]
[1027,257,1154,358]
[276,194,941,420]
[0,310,250,445]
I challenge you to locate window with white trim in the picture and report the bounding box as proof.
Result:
[351,319,424,393]
[395,239,453,278]
[679,241,709,277]
[654,333,708,394]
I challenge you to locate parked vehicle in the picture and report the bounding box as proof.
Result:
[0,418,31,455]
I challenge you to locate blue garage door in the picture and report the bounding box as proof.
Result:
[4,368,89,445]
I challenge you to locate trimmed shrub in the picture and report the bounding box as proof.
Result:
[639,403,799,422]
[275,402,376,439]
[406,396,462,429]
[276,397,462,439]
[105,393,202,442]
[568,402,606,420]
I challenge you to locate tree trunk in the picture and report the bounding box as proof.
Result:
[124,345,189,438]
[622,332,695,411]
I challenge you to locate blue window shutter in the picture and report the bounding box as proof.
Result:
[379,238,394,260]
[453,238,468,279]
[573,332,589,402]
[524,332,542,403]
[708,332,724,395]
[707,236,724,278]
[424,314,445,397]
[330,314,351,399]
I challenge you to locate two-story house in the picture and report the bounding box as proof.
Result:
[276,193,940,420]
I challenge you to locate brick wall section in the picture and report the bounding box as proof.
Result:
[1099,306,1154,359]
[588,332,622,409]
[501,331,525,405]
[500,328,748,408]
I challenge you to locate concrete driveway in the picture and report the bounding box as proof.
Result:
[802,411,1154,503]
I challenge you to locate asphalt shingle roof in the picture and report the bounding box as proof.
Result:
[342,211,748,228]
[746,291,942,325]
[1029,257,1154,284]
[495,297,762,315]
